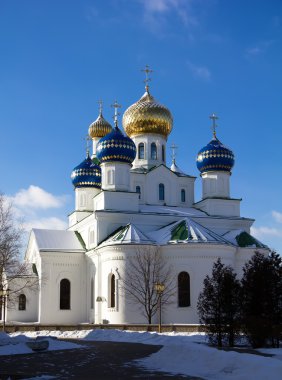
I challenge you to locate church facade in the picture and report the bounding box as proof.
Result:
[6,74,268,325]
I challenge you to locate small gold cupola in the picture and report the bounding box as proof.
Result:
[88,100,113,139]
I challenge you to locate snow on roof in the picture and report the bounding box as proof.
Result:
[147,218,233,245]
[100,224,155,246]
[32,229,85,252]
[222,229,268,248]
[139,205,206,217]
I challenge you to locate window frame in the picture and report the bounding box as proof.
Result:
[178,271,191,307]
[18,294,26,311]
[151,142,157,160]
[181,189,186,203]
[138,143,145,159]
[60,278,71,310]
[159,183,165,201]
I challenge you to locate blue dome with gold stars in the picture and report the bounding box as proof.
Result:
[196,137,235,173]
[71,153,101,188]
[96,126,136,164]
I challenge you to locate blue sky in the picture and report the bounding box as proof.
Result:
[0,0,281,253]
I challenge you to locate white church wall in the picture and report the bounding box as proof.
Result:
[75,187,100,212]
[69,211,92,228]
[130,173,146,204]
[38,252,86,324]
[94,191,139,213]
[7,278,39,323]
[194,198,241,217]
[162,244,236,324]
[93,244,238,325]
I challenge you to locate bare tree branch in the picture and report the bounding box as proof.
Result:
[0,194,39,310]
[119,246,176,324]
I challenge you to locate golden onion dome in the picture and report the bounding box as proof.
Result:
[88,112,113,139]
[122,89,173,139]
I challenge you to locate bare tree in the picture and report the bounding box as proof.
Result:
[119,246,175,324]
[0,194,38,326]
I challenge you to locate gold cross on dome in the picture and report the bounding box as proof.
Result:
[170,143,178,163]
[209,113,219,138]
[141,64,153,91]
[98,99,103,115]
[111,100,122,127]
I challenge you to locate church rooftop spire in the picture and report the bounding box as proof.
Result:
[141,64,153,92]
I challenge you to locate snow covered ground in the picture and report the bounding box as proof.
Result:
[1,329,281,379]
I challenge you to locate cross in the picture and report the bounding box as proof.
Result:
[141,64,153,91]
[170,143,178,163]
[209,113,219,138]
[98,99,103,115]
[111,100,122,127]
[84,135,91,157]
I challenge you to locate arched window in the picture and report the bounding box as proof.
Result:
[181,189,186,203]
[90,278,94,309]
[178,272,190,307]
[159,183,165,201]
[151,143,157,160]
[162,145,165,162]
[138,143,145,159]
[60,279,71,310]
[18,294,26,311]
[109,274,115,308]
[136,185,141,199]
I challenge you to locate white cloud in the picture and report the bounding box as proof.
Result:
[272,210,282,224]
[140,0,198,30]
[24,217,68,231]
[187,61,211,81]
[245,40,274,58]
[251,226,282,239]
[11,185,67,210]
[4,186,70,235]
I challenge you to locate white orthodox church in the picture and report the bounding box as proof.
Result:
[6,70,268,325]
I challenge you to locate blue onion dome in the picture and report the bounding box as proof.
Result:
[88,112,113,139]
[196,136,235,173]
[71,152,101,188]
[96,126,136,164]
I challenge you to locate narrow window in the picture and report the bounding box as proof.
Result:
[18,294,26,311]
[138,143,145,159]
[109,274,115,308]
[107,170,114,185]
[60,279,71,310]
[151,143,157,160]
[162,145,165,162]
[181,189,186,202]
[90,278,94,309]
[159,183,165,201]
[136,185,141,199]
[80,192,86,207]
[178,272,190,307]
